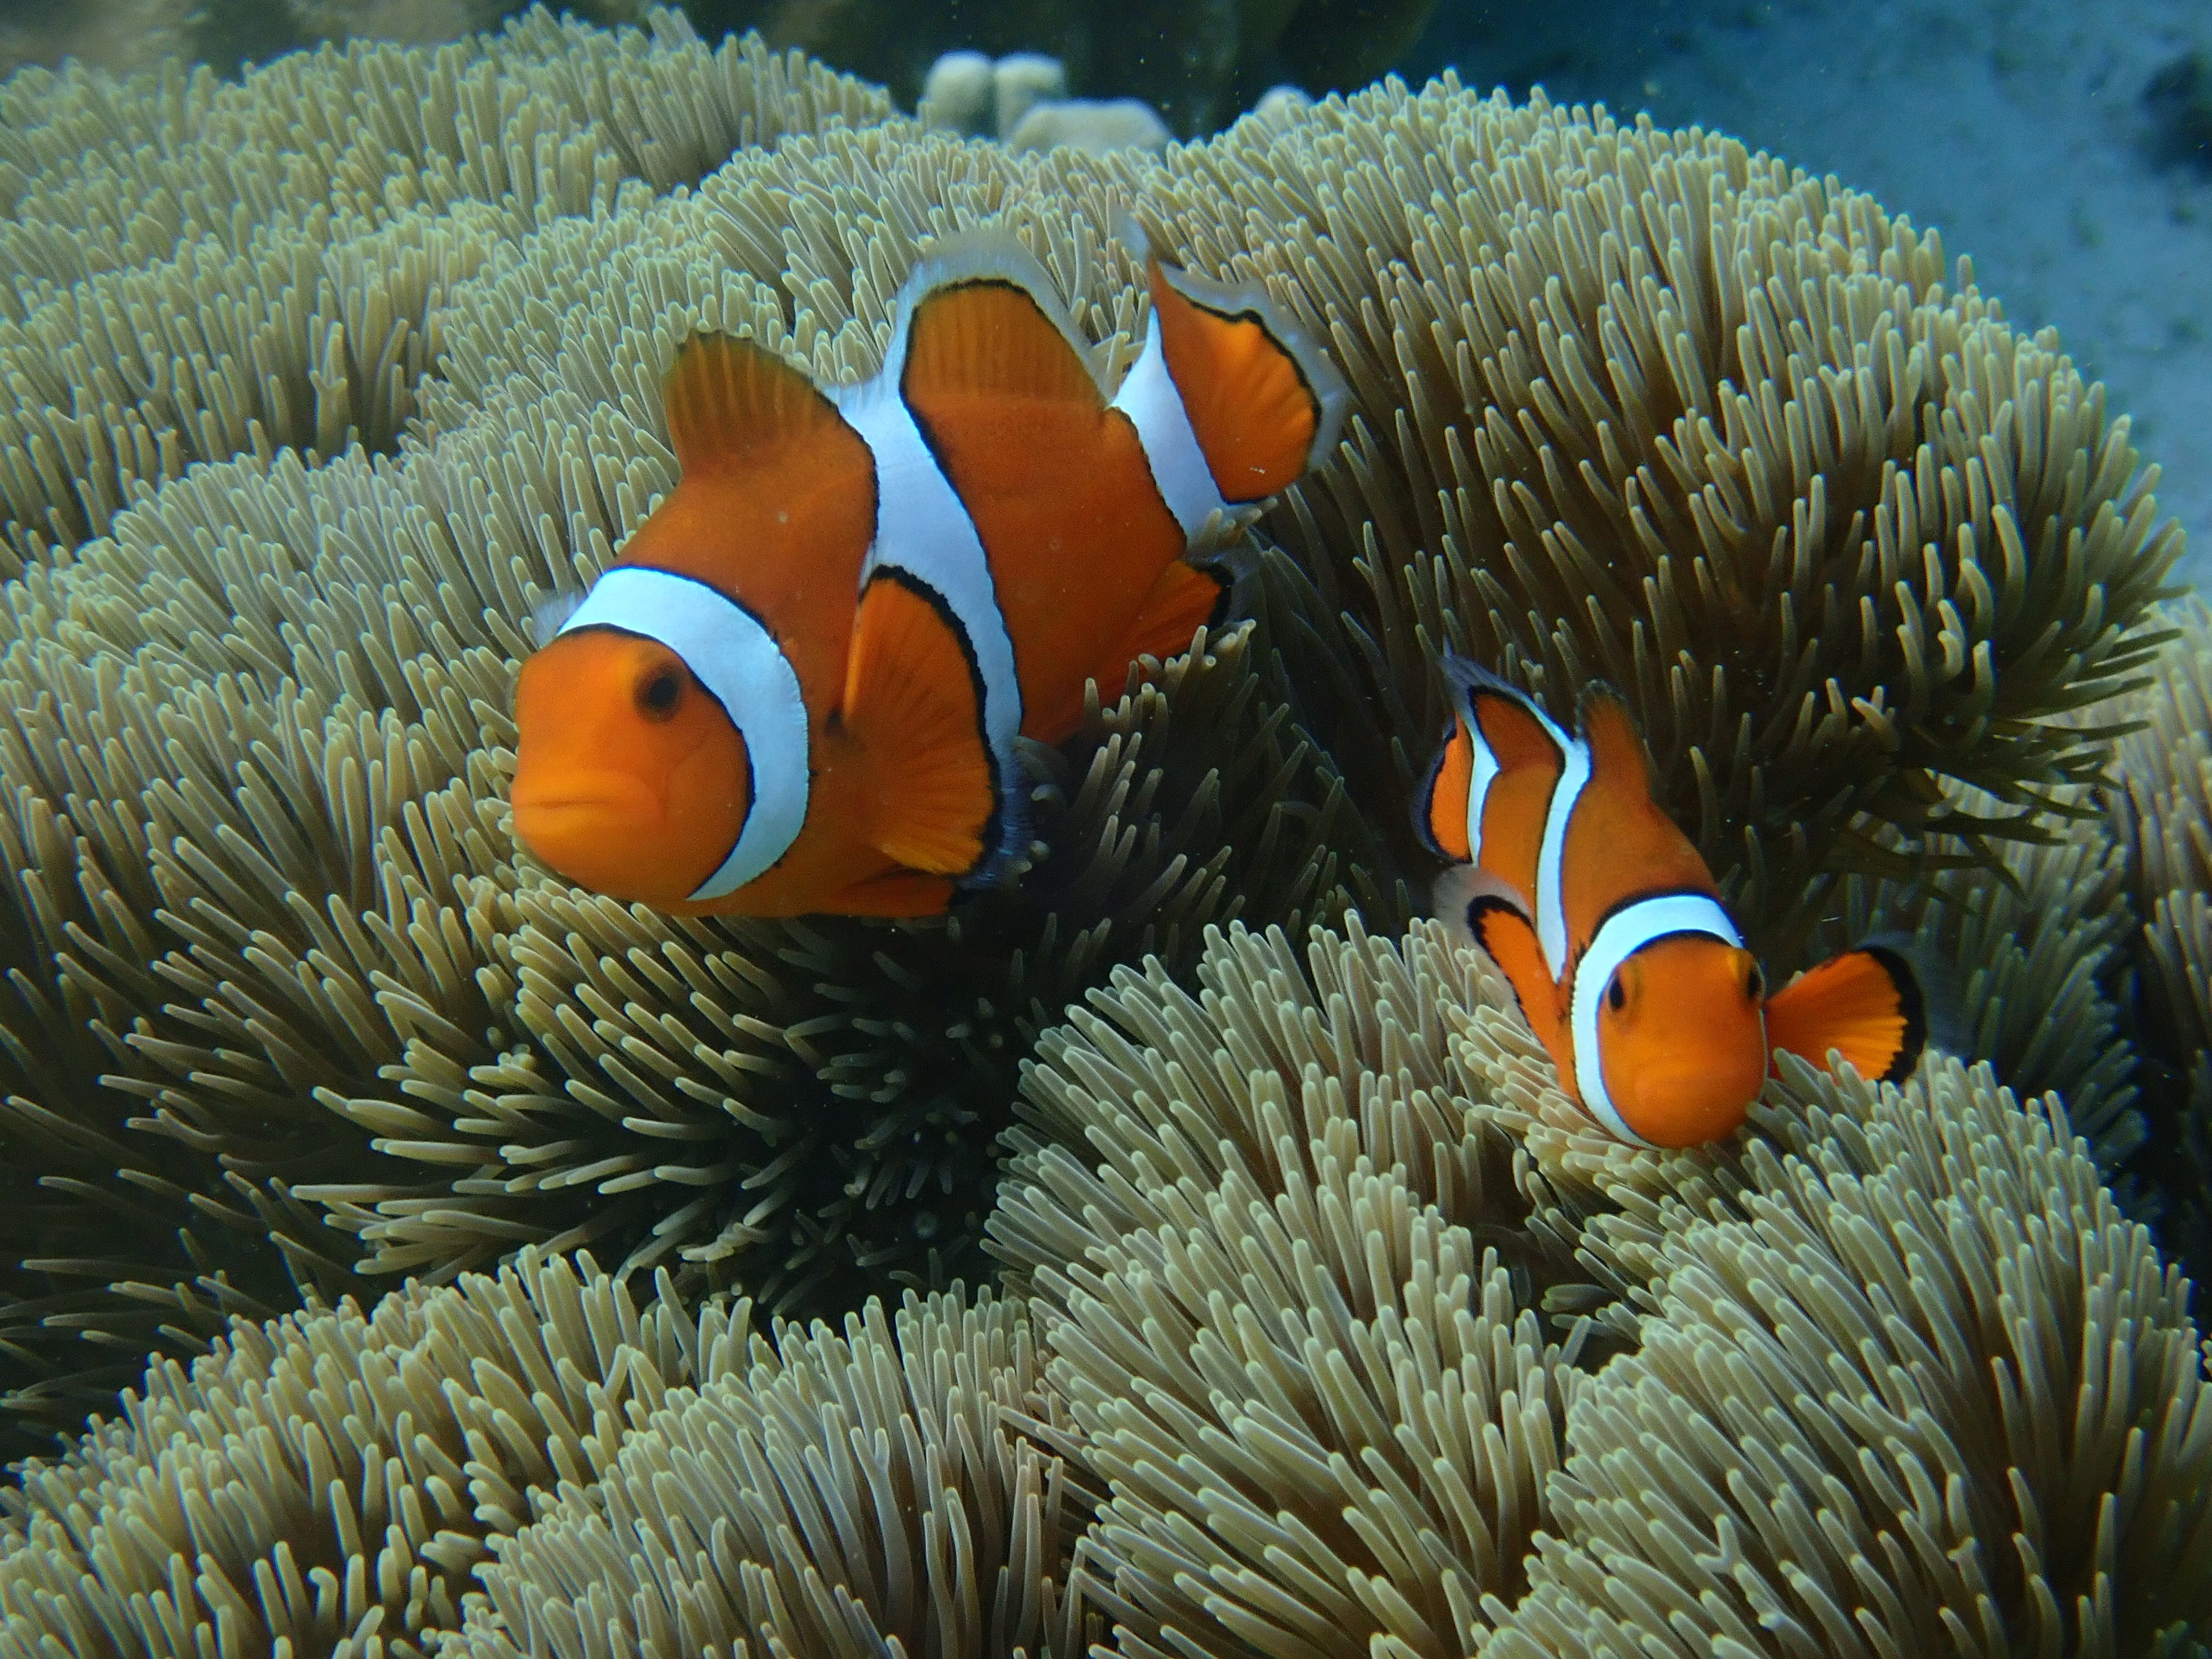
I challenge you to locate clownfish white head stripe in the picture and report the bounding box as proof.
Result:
[529,589,584,648]
[554,565,810,900]
[1567,890,1748,1147]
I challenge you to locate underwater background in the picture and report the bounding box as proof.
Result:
[0,0,2206,1656]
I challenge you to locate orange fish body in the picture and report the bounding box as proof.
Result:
[510,230,1347,917]
[1417,658,1928,1148]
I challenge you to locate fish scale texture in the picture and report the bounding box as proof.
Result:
[0,8,2200,1659]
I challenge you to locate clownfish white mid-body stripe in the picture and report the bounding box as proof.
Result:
[1111,311,1232,539]
[834,372,1025,776]
[1567,891,1746,1145]
[555,565,810,900]
[1532,718,1590,976]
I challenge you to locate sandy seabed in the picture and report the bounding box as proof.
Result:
[1413,0,2212,586]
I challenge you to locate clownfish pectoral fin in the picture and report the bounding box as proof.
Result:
[891,231,1105,415]
[1763,942,1932,1084]
[843,571,1003,879]
[1138,235,1350,501]
[662,332,844,476]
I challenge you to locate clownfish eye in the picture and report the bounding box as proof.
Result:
[635,666,685,722]
[1605,974,1626,1013]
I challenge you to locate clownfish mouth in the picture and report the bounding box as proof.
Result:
[511,774,664,889]
[1626,1055,1762,1147]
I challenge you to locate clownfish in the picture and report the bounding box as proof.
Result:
[1416,656,1934,1149]
[510,228,1347,917]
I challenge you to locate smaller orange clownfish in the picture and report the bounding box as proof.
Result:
[1416,657,1937,1149]
[510,227,1348,917]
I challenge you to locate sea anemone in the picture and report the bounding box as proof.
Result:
[0,4,2184,1481]
[997,918,2212,1657]
[0,1249,732,1659]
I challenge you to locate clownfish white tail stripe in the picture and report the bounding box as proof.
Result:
[1431,656,1570,869]
[1567,890,1745,1147]
[1118,218,1351,486]
[1110,221,1349,536]
[554,565,811,900]
[1440,658,1582,977]
[1110,312,1232,540]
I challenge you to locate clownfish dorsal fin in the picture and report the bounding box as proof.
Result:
[842,570,1003,879]
[886,229,1106,414]
[1576,682,1655,801]
[1137,233,1350,502]
[1764,940,1931,1084]
[1443,657,1568,771]
[662,332,843,477]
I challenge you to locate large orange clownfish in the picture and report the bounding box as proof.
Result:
[1417,657,1937,1149]
[510,229,1347,916]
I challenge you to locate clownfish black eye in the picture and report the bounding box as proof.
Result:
[1606,975,1626,1013]
[636,667,684,721]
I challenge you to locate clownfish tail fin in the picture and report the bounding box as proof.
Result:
[1765,934,1955,1086]
[1432,864,1557,1046]
[1440,654,1550,724]
[1414,709,1475,862]
[1121,218,1349,505]
[1861,931,1968,1062]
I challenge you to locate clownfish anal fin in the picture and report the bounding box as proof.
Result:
[1029,559,1229,747]
[664,332,842,476]
[898,265,1103,414]
[824,868,958,917]
[843,571,998,878]
[1145,254,1349,500]
[1434,865,1557,1039]
[1765,942,1929,1084]
[1116,556,1228,664]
